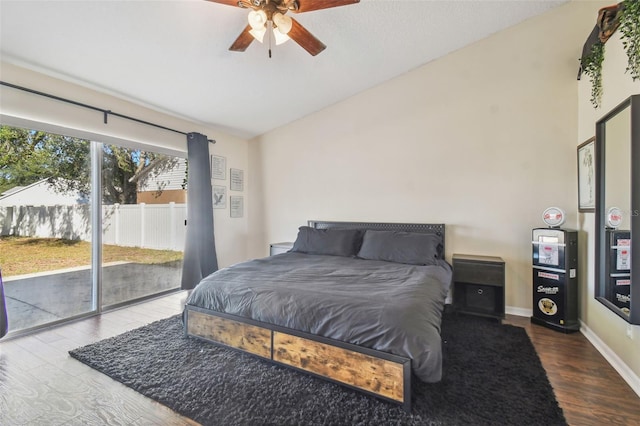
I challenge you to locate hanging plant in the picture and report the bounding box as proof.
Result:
[581,41,605,108]
[620,0,640,81]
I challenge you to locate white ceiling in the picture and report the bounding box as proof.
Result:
[0,0,568,139]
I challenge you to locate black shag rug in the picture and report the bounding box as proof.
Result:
[69,313,566,426]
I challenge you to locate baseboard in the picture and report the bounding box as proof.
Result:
[505,306,532,317]
[579,320,640,398]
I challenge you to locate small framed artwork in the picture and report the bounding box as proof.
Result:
[230,168,244,191]
[577,137,596,212]
[212,185,226,209]
[230,196,243,218]
[211,155,226,180]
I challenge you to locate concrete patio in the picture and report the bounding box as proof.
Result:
[2,260,182,332]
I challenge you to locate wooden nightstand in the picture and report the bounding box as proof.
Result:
[269,242,294,256]
[452,254,505,320]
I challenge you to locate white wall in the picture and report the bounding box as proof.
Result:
[576,10,640,391]
[248,1,594,315]
[0,62,250,268]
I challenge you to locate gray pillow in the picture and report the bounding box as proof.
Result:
[357,230,442,266]
[291,226,364,257]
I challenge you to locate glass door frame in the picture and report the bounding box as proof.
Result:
[0,122,185,338]
[91,141,103,312]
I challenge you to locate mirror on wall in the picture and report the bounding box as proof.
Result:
[595,95,639,324]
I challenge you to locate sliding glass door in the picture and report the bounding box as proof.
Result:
[100,143,185,308]
[0,125,186,334]
[0,126,94,331]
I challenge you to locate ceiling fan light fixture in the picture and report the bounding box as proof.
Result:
[249,26,266,43]
[272,12,292,34]
[273,28,290,45]
[247,9,267,29]
[214,0,357,56]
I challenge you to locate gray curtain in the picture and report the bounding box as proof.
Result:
[0,269,8,338]
[181,132,218,290]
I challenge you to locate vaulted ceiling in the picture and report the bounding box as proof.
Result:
[0,0,568,139]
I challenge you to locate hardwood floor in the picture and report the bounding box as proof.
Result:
[0,294,638,425]
[0,292,198,426]
[505,315,640,426]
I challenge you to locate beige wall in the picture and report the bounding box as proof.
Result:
[576,14,640,390]
[247,0,640,388]
[248,0,593,313]
[0,62,250,268]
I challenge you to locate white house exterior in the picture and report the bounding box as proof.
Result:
[137,158,187,192]
[0,179,85,207]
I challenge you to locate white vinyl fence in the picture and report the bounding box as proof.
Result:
[0,203,186,251]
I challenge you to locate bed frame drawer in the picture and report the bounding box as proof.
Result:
[185,306,412,411]
[272,331,405,403]
[187,310,271,359]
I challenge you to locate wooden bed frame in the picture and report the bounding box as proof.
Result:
[184,220,446,412]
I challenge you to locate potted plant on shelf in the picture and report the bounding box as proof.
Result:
[580,0,639,108]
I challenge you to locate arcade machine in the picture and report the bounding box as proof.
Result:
[531,207,579,332]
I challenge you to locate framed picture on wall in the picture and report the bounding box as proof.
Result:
[577,137,596,212]
[211,155,226,180]
[230,196,243,218]
[212,185,226,209]
[230,168,244,191]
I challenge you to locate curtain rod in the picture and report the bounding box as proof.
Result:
[0,81,216,143]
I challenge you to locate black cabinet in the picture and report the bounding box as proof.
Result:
[452,254,505,320]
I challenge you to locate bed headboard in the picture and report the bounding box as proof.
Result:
[307,220,446,259]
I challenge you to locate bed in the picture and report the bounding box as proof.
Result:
[184,221,451,412]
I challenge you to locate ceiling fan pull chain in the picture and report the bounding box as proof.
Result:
[268,20,273,58]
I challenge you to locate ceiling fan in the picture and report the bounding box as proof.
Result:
[206,0,360,56]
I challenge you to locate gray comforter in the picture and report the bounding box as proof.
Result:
[186,252,452,382]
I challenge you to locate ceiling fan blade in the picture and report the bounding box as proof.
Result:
[293,0,360,13]
[229,25,254,52]
[288,18,326,56]
[204,0,243,7]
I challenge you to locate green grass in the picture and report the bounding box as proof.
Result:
[0,236,183,277]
